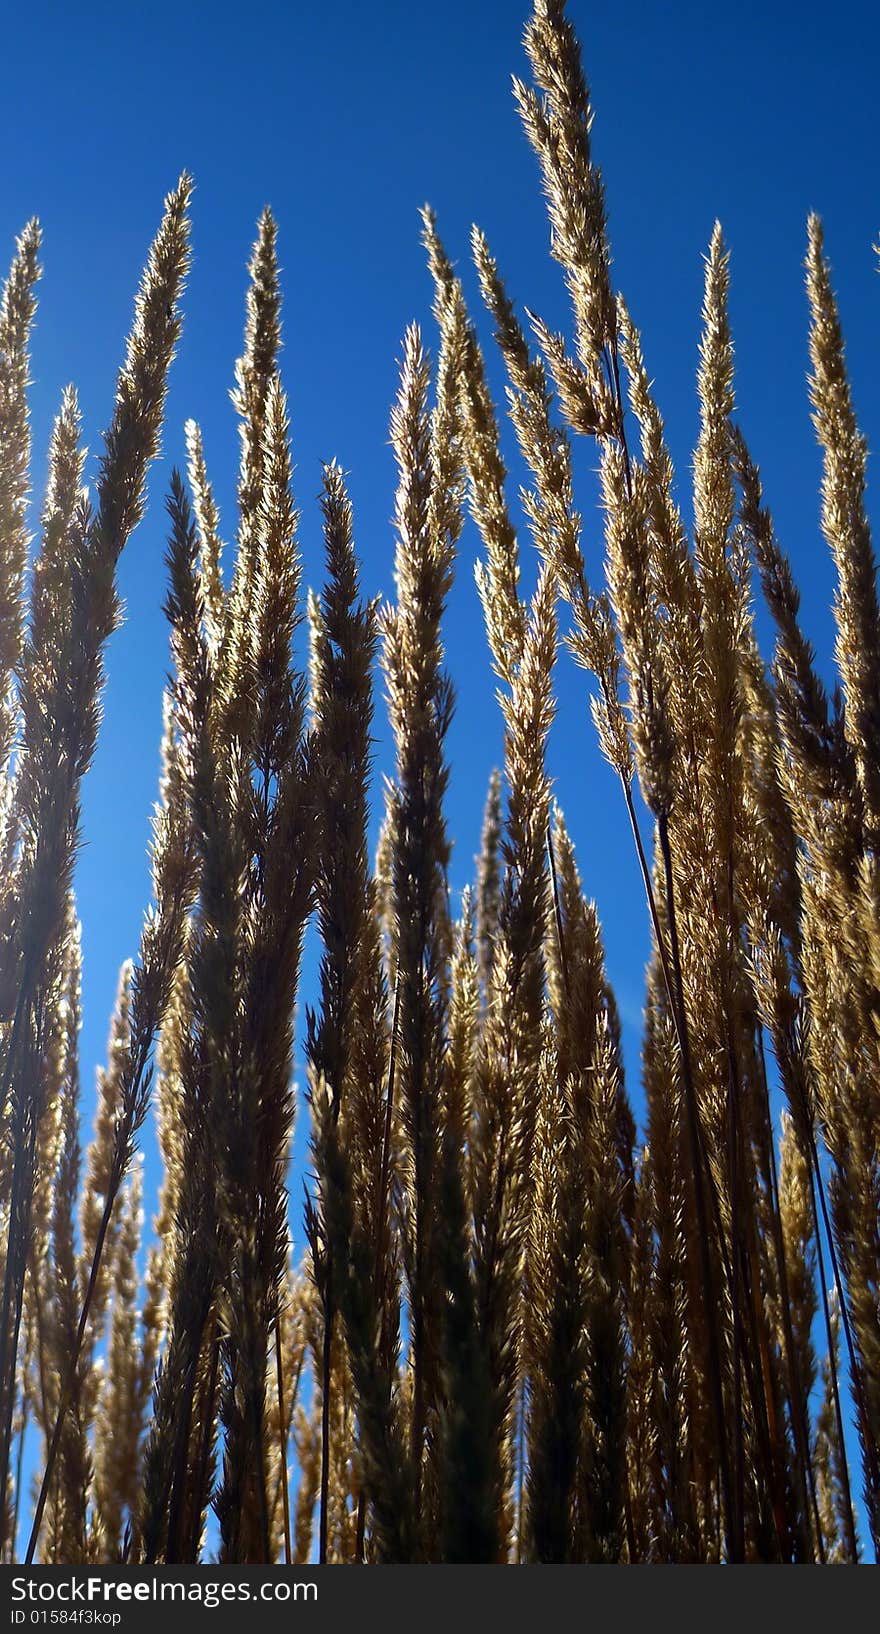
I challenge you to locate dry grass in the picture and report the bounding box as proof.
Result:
[0,0,878,1565]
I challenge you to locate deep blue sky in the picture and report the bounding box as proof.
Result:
[2,0,878,1247]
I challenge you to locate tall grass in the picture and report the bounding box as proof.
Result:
[1,0,878,1564]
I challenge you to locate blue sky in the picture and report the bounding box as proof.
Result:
[2,0,878,1531]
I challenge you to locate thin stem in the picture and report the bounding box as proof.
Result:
[756,1031,823,1561]
[726,1038,746,1561]
[183,1317,220,1563]
[318,1258,333,1565]
[356,971,401,1562]
[546,822,570,997]
[275,1314,292,1566]
[0,978,30,1129]
[11,1381,28,1563]
[0,1253,28,1557]
[249,1369,272,1563]
[807,1114,879,1551]
[0,1094,37,1549]
[514,1379,526,1564]
[806,1152,859,1560]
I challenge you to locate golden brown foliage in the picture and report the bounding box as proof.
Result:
[1,0,878,1568]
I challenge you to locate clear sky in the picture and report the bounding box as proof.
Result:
[2,0,878,1508]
